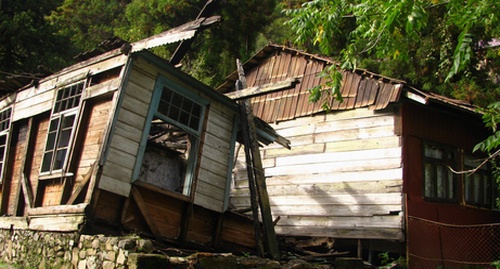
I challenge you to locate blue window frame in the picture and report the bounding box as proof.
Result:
[136,75,207,196]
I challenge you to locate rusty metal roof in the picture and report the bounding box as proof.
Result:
[217,44,479,123]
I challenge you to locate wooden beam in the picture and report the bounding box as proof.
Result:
[19,118,36,209]
[20,173,33,209]
[130,187,161,239]
[66,162,97,205]
[27,203,88,216]
[236,59,280,260]
[225,78,299,100]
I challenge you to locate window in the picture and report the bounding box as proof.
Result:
[138,83,206,196]
[0,107,12,181]
[464,156,493,208]
[423,143,458,201]
[41,82,84,174]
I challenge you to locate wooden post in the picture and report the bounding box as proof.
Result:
[236,59,280,260]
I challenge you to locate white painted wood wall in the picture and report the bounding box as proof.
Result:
[231,108,404,240]
[100,56,238,213]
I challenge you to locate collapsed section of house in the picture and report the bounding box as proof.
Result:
[0,19,289,256]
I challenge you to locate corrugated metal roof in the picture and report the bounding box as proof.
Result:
[217,44,478,123]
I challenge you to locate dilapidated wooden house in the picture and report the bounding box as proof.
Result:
[218,44,500,267]
[0,22,288,254]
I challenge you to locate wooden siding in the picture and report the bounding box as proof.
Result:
[12,53,127,122]
[231,108,404,240]
[195,101,236,212]
[100,56,238,213]
[99,62,154,196]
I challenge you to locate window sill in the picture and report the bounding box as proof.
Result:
[38,172,74,181]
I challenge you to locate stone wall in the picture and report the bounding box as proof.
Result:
[0,229,154,269]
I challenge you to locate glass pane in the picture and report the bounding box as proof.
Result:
[484,177,492,206]
[46,132,56,150]
[41,152,53,172]
[0,135,6,145]
[447,170,454,199]
[436,165,444,198]
[62,115,75,128]
[425,145,443,159]
[49,119,59,132]
[58,129,71,147]
[0,145,5,160]
[189,116,200,130]
[424,163,435,197]
[53,149,67,170]
[473,174,481,203]
[465,177,472,202]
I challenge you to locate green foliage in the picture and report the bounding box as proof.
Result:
[474,102,500,153]
[283,0,500,106]
[48,0,130,52]
[0,0,70,77]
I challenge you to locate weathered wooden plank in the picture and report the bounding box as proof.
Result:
[193,192,224,212]
[275,226,403,240]
[314,115,395,134]
[97,175,131,197]
[101,161,134,180]
[265,143,324,158]
[265,157,401,177]
[122,83,153,112]
[194,178,225,199]
[198,155,227,177]
[233,193,402,207]
[27,203,88,216]
[203,132,231,153]
[314,125,396,143]
[276,215,402,228]
[108,134,140,156]
[325,136,401,152]
[130,187,161,238]
[0,217,28,229]
[105,147,136,169]
[83,77,121,100]
[66,162,96,205]
[13,92,54,121]
[28,215,85,232]
[120,92,150,117]
[116,108,147,131]
[113,122,143,143]
[20,173,34,208]
[275,147,401,167]
[225,78,299,100]
[233,179,403,196]
[269,204,403,217]
[197,168,226,189]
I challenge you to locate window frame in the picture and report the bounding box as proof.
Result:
[464,155,494,208]
[422,141,459,202]
[40,82,84,176]
[134,75,208,197]
[0,107,12,182]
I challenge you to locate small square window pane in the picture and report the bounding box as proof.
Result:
[41,152,53,172]
[53,149,67,170]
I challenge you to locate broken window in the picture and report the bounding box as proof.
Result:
[423,142,457,201]
[41,82,84,174]
[0,107,12,182]
[138,85,205,196]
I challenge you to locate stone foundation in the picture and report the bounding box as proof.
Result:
[0,229,154,269]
